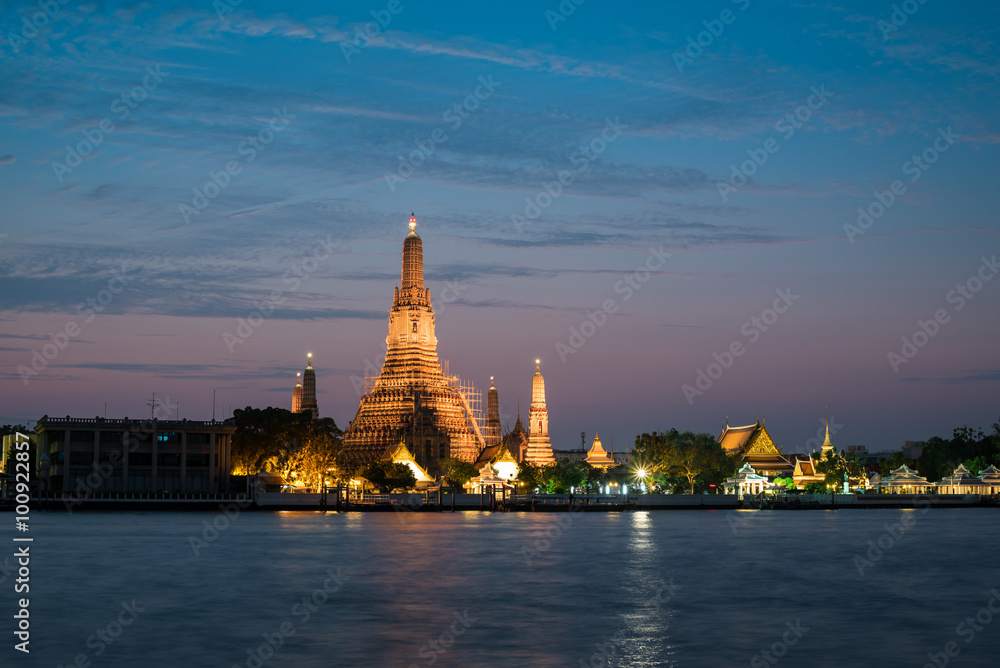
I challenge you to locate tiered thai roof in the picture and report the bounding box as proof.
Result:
[978,464,1000,481]
[878,464,931,491]
[718,418,793,477]
[474,441,519,471]
[939,464,979,487]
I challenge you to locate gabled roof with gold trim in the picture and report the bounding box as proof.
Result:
[474,441,519,471]
[793,458,816,477]
[718,419,782,457]
[381,441,433,482]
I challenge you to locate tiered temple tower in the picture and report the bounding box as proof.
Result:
[301,353,318,418]
[340,214,486,475]
[821,411,835,455]
[523,360,555,464]
[291,372,304,413]
[485,377,501,447]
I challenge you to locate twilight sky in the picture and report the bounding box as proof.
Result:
[1,0,998,453]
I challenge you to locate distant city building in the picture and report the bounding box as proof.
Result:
[34,416,234,493]
[718,416,793,478]
[301,353,318,418]
[291,372,304,413]
[902,441,924,459]
[523,361,555,464]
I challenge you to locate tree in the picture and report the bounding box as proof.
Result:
[878,450,908,476]
[230,408,342,487]
[0,425,32,437]
[231,406,311,475]
[515,461,543,490]
[668,432,725,494]
[361,461,416,492]
[286,421,342,490]
[632,430,727,494]
[816,449,865,487]
[559,460,592,491]
[439,458,477,488]
[917,425,996,482]
[773,477,795,490]
[632,431,674,478]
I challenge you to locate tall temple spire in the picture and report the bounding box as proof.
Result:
[400,212,424,295]
[292,372,304,413]
[341,214,486,474]
[822,408,834,452]
[301,353,318,418]
[524,359,555,464]
[486,376,501,447]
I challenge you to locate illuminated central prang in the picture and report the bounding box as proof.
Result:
[341,214,487,475]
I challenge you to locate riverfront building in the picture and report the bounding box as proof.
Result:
[718,417,794,478]
[33,416,235,493]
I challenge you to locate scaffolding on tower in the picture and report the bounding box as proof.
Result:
[442,360,486,448]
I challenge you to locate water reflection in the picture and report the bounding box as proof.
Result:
[12,509,1000,667]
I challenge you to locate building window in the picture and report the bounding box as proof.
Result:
[158,453,181,467]
[130,453,153,467]
[186,454,210,468]
[69,451,94,466]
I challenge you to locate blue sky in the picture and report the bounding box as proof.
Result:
[1,0,998,452]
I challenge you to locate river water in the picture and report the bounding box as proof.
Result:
[2,508,998,667]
